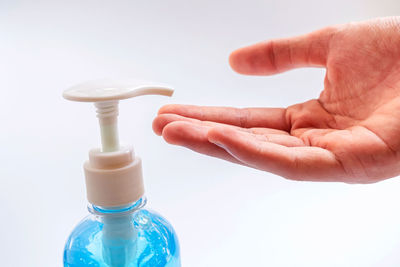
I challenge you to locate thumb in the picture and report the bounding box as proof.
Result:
[229,26,338,75]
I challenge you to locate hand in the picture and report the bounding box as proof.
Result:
[153,17,400,183]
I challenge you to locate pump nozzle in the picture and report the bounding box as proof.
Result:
[63,79,173,152]
[63,79,174,207]
[63,79,174,266]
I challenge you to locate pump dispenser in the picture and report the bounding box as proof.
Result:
[63,79,181,267]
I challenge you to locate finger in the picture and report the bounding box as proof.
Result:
[153,113,290,136]
[154,113,303,147]
[248,127,290,135]
[153,113,226,136]
[161,121,244,165]
[158,104,289,131]
[249,132,306,147]
[229,26,337,75]
[207,126,346,181]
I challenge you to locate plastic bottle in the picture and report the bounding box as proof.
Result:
[62,79,181,267]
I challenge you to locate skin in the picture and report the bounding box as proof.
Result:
[153,17,400,183]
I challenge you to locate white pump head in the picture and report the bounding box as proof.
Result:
[63,79,174,207]
[63,79,174,152]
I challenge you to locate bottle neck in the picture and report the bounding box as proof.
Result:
[88,196,147,217]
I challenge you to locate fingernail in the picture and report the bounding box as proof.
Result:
[210,140,227,150]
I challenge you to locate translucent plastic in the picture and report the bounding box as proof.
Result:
[64,198,180,267]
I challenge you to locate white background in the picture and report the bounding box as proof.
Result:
[1,1,400,266]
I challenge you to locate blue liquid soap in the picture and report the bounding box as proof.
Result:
[64,197,180,267]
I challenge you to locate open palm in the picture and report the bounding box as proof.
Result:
[153,17,400,183]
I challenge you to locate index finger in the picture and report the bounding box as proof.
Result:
[158,104,290,131]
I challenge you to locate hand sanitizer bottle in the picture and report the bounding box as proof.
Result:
[62,80,181,267]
